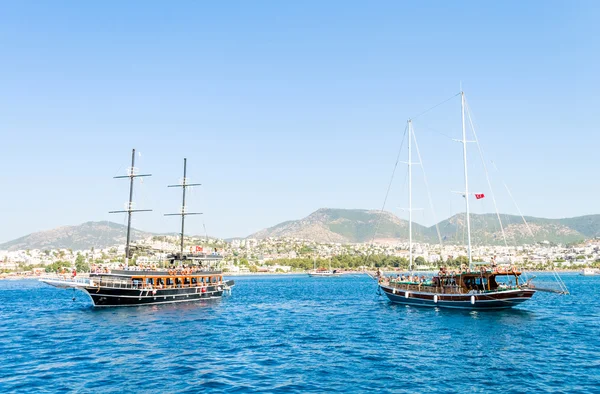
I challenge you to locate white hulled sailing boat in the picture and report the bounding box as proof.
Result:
[308,255,341,277]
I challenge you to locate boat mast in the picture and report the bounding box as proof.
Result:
[165,158,202,260]
[109,149,152,267]
[408,119,413,273]
[460,91,473,270]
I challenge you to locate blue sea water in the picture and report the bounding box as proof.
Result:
[0,273,598,393]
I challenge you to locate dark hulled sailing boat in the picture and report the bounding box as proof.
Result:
[42,150,234,307]
[377,92,539,310]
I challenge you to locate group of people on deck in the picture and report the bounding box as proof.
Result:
[90,264,111,274]
[379,273,427,285]
[396,274,426,283]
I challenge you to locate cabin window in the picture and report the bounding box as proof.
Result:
[167,278,174,286]
[157,278,164,286]
[191,277,197,285]
[464,277,488,291]
[184,277,190,286]
[146,278,154,285]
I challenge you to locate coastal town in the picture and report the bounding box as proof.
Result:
[2,234,600,277]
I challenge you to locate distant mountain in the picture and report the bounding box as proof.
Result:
[248,208,596,245]
[0,222,156,251]
[432,213,587,245]
[248,208,426,243]
[3,210,598,251]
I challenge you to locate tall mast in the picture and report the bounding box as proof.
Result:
[461,91,473,270]
[165,158,202,260]
[180,158,188,254]
[408,119,413,273]
[109,149,152,267]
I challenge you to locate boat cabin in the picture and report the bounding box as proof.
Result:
[130,273,223,289]
[89,269,224,290]
[386,267,523,295]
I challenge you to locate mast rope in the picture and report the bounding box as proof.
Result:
[490,155,571,293]
[490,160,534,239]
[464,98,508,248]
[410,92,461,121]
[364,123,408,269]
[412,124,443,246]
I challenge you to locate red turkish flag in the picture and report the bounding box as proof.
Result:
[475,193,485,200]
[195,246,203,252]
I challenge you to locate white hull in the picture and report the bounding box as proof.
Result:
[40,277,90,289]
[308,271,341,277]
[581,268,600,276]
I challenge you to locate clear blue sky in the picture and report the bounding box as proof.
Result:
[0,1,598,243]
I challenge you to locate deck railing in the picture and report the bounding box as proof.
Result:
[385,280,521,294]
[89,277,224,290]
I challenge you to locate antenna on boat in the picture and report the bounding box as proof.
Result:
[460,91,474,270]
[109,148,152,267]
[165,158,202,260]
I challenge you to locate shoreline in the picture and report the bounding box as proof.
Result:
[0,269,589,281]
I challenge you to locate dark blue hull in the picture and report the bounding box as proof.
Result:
[380,285,535,310]
[81,280,234,307]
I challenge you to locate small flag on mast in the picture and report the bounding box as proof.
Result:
[475,193,485,199]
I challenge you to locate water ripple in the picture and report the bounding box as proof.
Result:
[0,274,599,393]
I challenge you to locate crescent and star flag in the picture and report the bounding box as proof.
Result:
[475,193,485,199]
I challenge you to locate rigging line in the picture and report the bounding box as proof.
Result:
[365,123,409,268]
[553,267,569,294]
[112,164,125,178]
[412,122,456,141]
[410,92,461,121]
[489,159,536,283]
[464,98,508,248]
[489,160,535,239]
[412,125,443,246]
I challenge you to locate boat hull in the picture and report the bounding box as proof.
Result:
[379,285,535,310]
[43,278,234,307]
[307,273,341,277]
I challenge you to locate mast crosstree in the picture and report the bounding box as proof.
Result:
[109,148,152,267]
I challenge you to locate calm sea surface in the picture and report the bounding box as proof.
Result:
[0,273,598,393]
